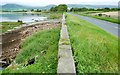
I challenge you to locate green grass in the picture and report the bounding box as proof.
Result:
[0,22,23,33]
[89,15,119,24]
[77,13,120,24]
[76,11,104,14]
[2,27,60,73]
[66,14,118,73]
[48,13,62,19]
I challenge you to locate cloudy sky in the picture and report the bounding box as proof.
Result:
[1,0,119,6]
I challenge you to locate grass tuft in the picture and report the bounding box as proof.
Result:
[0,22,23,33]
[48,13,62,19]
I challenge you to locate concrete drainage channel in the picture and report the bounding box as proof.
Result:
[57,14,76,74]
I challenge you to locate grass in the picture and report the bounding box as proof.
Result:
[48,13,62,19]
[88,15,119,24]
[66,14,118,73]
[77,12,120,24]
[0,22,23,33]
[2,27,60,74]
[76,11,104,14]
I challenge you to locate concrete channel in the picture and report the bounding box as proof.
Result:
[57,14,76,74]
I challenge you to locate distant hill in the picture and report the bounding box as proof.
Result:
[2,4,27,11]
[67,4,118,9]
[2,4,56,11]
[43,5,56,9]
[1,4,118,11]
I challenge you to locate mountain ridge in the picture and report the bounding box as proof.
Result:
[1,3,118,11]
[2,4,57,11]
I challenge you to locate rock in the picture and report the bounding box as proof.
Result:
[35,20,39,22]
[34,26,37,29]
[26,58,35,66]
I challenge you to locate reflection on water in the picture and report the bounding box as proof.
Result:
[0,13,47,23]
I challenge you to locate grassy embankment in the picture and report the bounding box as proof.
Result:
[2,27,60,74]
[27,12,62,19]
[48,13,62,19]
[76,11,120,24]
[66,14,118,73]
[0,22,23,33]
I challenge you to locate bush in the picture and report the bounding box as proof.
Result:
[98,13,102,16]
[17,20,23,23]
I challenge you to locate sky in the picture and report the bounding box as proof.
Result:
[0,0,119,6]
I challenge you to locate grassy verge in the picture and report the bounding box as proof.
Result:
[0,22,23,33]
[77,13,120,24]
[66,14,118,73]
[76,11,104,14]
[2,27,60,73]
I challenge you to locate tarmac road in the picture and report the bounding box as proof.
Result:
[72,14,119,38]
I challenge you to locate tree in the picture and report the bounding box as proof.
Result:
[70,8,74,12]
[36,9,42,12]
[57,4,68,12]
[22,9,27,12]
[50,4,68,12]
[70,7,88,12]
[104,8,110,11]
[88,8,95,11]
[31,9,34,12]
[50,7,57,12]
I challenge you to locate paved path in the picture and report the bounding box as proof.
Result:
[72,14,119,38]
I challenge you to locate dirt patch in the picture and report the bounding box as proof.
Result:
[0,21,61,67]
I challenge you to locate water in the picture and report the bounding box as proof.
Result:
[0,12,47,23]
[0,12,48,71]
[0,67,3,70]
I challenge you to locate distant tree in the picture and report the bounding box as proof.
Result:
[22,9,27,12]
[88,8,95,11]
[70,8,74,12]
[57,4,68,12]
[36,9,42,12]
[50,7,58,12]
[70,7,88,12]
[31,9,34,12]
[111,8,116,11]
[50,4,68,12]
[118,8,120,11]
[104,8,110,11]
[111,8,119,11]
[17,20,23,24]
[81,7,88,11]
[96,8,103,11]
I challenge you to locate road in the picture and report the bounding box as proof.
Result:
[72,14,119,38]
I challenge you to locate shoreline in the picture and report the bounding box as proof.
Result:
[0,12,43,14]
